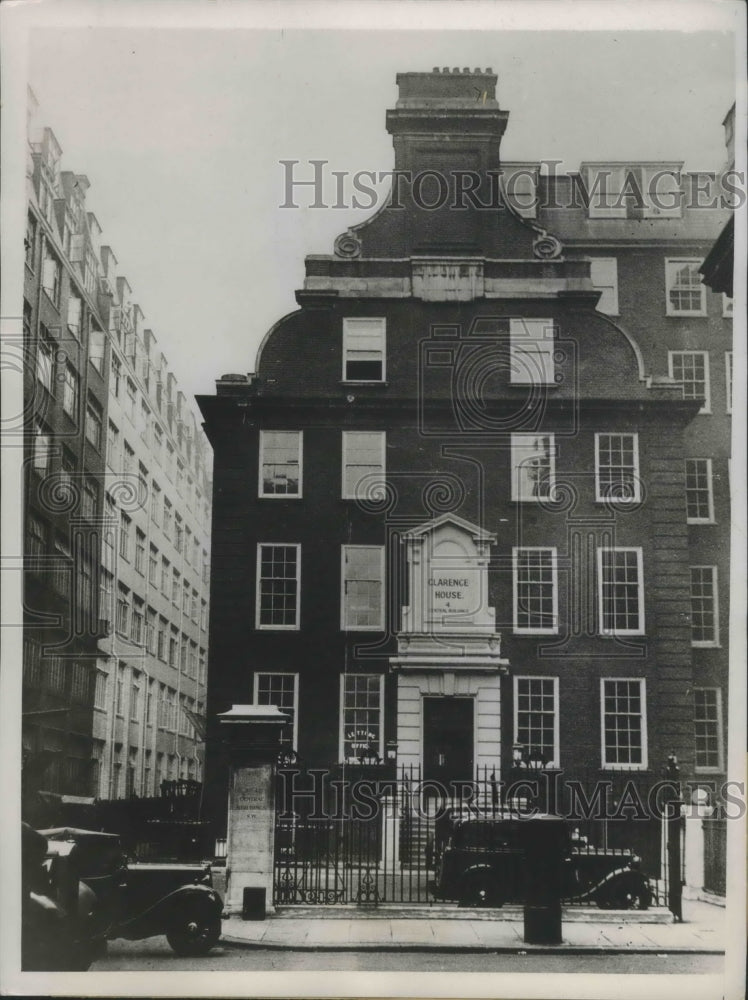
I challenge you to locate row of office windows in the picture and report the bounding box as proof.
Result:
[106,666,203,736]
[109,582,206,672]
[23,639,93,702]
[102,746,201,800]
[254,670,725,773]
[117,501,206,584]
[107,397,208,520]
[33,330,106,436]
[253,542,721,644]
[25,215,106,355]
[28,304,206,506]
[259,429,724,522]
[105,751,201,800]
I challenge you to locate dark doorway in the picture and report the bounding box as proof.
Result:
[422,697,474,790]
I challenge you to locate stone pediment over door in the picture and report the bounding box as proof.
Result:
[391,513,508,672]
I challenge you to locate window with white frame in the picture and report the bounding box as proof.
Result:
[256,544,300,629]
[254,673,299,748]
[685,459,714,523]
[694,688,724,771]
[690,566,719,647]
[668,351,710,412]
[597,547,644,635]
[723,295,733,318]
[343,318,386,382]
[513,548,558,633]
[67,294,82,337]
[585,166,626,219]
[62,364,79,419]
[601,678,647,769]
[514,676,559,766]
[119,512,131,560]
[89,327,105,373]
[116,586,130,636]
[665,259,706,316]
[94,669,108,711]
[107,421,120,470]
[25,214,37,269]
[85,397,103,450]
[589,258,619,315]
[510,433,555,501]
[36,336,53,394]
[509,318,555,385]
[131,599,144,645]
[595,433,640,502]
[42,252,62,307]
[80,479,98,522]
[259,430,302,497]
[725,352,732,414]
[340,674,383,763]
[341,545,385,630]
[32,421,51,474]
[135,529,146,574]
[342,431,386,500]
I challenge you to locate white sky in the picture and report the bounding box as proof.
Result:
[24,17,738,404]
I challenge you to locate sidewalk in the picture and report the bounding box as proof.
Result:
[221,897,725,954]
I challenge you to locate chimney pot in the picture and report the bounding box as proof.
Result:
[442,66,449,73]
[474,67,481,73]
[452,67,459,73]
[433,67,440,73]
[486,67,493,73]
[463,67,470,73]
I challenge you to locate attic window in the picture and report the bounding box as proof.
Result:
[343,318,386,382]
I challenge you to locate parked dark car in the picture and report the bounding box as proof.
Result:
[41,828,223,956]
[428,814,653,910]
[22,823,104,971]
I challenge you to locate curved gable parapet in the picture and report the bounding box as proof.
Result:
[327,177,541,261]
[253,294,668,405]
[255,308,303,375]
[559,307,652,401]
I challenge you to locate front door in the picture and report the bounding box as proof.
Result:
[423,697,474,789]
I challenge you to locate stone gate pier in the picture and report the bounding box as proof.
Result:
[218,704,288,916]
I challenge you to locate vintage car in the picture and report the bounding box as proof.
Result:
[41,827,223,956]
[428,814,653,910]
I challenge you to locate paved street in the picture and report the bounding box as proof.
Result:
[93,937,725,974]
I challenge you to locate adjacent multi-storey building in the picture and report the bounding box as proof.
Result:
[22,90,212,804]
[199,66,733,888]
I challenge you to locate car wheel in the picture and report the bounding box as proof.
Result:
[460,871,502,908]
[166,913,221,956]
[597,883,651,910]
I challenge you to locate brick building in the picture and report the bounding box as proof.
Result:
[22,91,212,804]
[199,70,732,882]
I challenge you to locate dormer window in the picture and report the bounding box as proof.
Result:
[642,167,682,219]
[586,166,626,219]
[343,318,386,382]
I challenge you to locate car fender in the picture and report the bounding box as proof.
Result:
[577,866,651,905]
[462,863,497,877]
[116,883,222,940]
